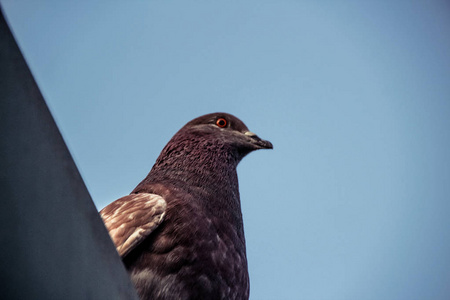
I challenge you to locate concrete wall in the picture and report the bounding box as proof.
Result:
[0,8,138,300]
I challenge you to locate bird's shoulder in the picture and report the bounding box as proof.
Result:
[100,193,166,257]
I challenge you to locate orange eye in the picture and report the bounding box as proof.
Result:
[216,118,227,128]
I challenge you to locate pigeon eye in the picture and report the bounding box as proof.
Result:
[216,118,227,128]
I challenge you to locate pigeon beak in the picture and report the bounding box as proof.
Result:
[244,131,273,149]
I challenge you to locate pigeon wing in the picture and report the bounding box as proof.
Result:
[100,193,166,257]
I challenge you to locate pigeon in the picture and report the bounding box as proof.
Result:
[100,112,272,300]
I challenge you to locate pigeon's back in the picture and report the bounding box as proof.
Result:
[100,113,272,300]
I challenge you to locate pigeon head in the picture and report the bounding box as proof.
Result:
[136,112,272,194]
[178,112,273,159]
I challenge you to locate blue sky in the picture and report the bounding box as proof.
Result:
[2,1,450,299]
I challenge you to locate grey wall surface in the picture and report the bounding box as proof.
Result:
[0,8,138,300]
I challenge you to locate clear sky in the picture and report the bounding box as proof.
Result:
[2,1,450,299]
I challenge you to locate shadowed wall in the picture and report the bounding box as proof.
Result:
[0,8,138,300]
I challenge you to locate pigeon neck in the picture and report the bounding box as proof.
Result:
[149,140,241,194]
[134,138,246,236]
